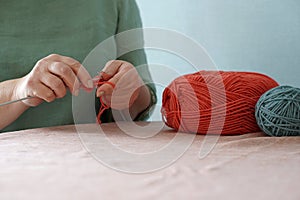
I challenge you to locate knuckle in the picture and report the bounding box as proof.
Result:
[32,67,44,77]
[47,54,59,59]
[123,62,134,69]
[52,62,71,75]
[57,89,66,98]
[45,92,53,98]
[36,59,47,67]
[123,60,131,65]
[52,79,64,89]
[32,64,47,75]
[107,60,120,66]
[58,65,70,75]
[45,92,55,101]
[107,60,115,65]
[72,60,81,68]
[52,62,62,68]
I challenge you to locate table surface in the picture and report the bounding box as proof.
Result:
[0,122,299,200]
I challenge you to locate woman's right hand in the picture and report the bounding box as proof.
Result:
[14,54,93,107]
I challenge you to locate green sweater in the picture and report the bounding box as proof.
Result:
[0,0,155,132]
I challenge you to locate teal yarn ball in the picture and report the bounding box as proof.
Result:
[255,85,300,136]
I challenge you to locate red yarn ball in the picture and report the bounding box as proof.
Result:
[161,71,279,135]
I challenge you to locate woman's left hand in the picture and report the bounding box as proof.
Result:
[96,60,144,110]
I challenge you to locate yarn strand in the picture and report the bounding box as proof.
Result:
[82,73,116,124]
[96,81,116,124]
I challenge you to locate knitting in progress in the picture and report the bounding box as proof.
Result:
[161,71,279,135]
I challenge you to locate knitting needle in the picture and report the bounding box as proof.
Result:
[0,96,35,107]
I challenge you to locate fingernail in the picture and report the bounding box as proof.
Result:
[87,80,94,88]
[97,91,104,97]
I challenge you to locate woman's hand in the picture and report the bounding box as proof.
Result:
[15,54,93,107]
[96,60,145,111]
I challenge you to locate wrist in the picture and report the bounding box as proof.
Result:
[133,84,156,121]
[129,84,152,120]
[13,77,30,109]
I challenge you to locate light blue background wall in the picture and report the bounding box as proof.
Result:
[136,0,299,85]
[136,0,300,120]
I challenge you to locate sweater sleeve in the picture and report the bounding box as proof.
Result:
[97,0,156,122]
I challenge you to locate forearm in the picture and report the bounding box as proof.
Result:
[0,79,29,130]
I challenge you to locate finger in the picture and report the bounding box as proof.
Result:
[47,62,81,95]
[101,94,111,105]
[40,73,67,98]
[96,61,132,97]
[31,83,56,103]
[100,60,123,80]
[45,54,93,88]
[96,71,121,97]
[96,63,139,97]
[96,80,117,97]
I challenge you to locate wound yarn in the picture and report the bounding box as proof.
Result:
[255,85,300,136]
[161,71,279,135]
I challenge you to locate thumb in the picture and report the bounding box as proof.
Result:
[96,78,117,97]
